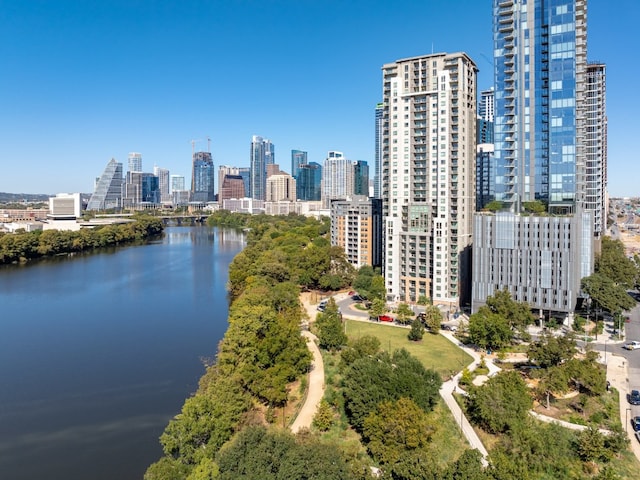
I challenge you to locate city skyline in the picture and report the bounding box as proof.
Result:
[0,1,636,196]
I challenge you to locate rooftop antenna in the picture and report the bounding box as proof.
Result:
[207,136,211,153]
[431,42,434,54]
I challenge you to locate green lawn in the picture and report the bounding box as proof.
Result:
[344,319,473,378]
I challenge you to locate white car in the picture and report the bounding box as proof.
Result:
[624,341,640,351]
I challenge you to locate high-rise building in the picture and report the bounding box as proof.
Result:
[353,160,369,197]
[291,150,307,179]
[87,158,124,211]
[123,171,160,208]
[266,172,296,202]
[585,62,607,238]
[220,175,246,202]
[330,196,383,269]
[250,136,275,201]
[478,87,494,122]
[321,151,354,209]
[472,0,595,315]
[218,165,240,199]
[476,118,494,145]
[171,175,185,192]
[296,162,322,201]
[476,144,496,211]
[128,152,142,173]
[154,166,170,203]
[492,0,587,213]
[381,52,478,305]
[191,151,215,202]
[238,167,251,198]
[374,102,384,199]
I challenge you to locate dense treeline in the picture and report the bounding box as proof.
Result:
[146,212,358,480]
[0,215,164,264]
[224,213,355,298]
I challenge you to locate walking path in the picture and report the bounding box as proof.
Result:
[292,293,640,465]
[290,330,325,433]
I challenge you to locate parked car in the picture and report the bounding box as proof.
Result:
[352,294,363,302]
[378,314,394,322]
[631,416,640,432]
[416,312,426,324]
[441,323,458,332]
[628,390,640,405]
[624,341,640,350]
[635,430,640,444]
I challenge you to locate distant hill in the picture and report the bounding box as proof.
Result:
[0,192,52,203]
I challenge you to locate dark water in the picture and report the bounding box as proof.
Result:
[0,226,244,480]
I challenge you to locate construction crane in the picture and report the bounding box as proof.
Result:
[190,137,212,155]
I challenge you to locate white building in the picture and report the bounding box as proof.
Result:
[381,52,477,306]
[321,151,354,209]
[49,193,82,219]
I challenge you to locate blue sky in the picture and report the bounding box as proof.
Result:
[0,0,637,196]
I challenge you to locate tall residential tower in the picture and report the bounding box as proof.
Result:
[250,136,275,201]
[472,0,596,314]
[381,52,478,305]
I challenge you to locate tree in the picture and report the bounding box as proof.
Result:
[564,355,606,396]
[521,200,546,214]
[316,298,347,351]
[312,400,334,431]
[342,349,441,431]
[215,426,356,480]
[395,303,414,325]
[417,295,431,306]
[187,458,220,480]
[596,236,639,288]
[144,456,193,480]
[368,297,387,320]
[443,449,490,479]
[369,275,387,300]
[582,273,635,316]
[388,451,440,480]
[577,426,606,462]
[485,288,535,335]
[353,265,374,299]
[527,333,576,368]
[423,305,442,333]
[340,335,381,367]
[467,371,532,434]
[536,366,569,409]
[483,200,504,212]
[408,318,425,341]
[362,398,434,465]
[468,307,512,350]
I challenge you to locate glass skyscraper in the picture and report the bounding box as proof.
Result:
[191,151,215,202]
[87,158,124,211]
[296,162,322,201]
[493,0,587,213]
[353,160,369,196]
[291,150,307,179]
[250,136,275,201]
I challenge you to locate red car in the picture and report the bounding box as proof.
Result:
[378,314,394,322]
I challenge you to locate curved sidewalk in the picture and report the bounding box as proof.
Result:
[290,332,325,433]
[439,331,498,467]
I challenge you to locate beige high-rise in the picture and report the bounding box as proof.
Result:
[381,52,477,306]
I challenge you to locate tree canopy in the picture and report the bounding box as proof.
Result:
[467,371,532,434]
[342,349,441,431]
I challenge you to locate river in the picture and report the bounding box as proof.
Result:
[0,226,244,480]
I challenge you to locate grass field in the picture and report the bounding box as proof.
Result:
[344,319,473,378]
